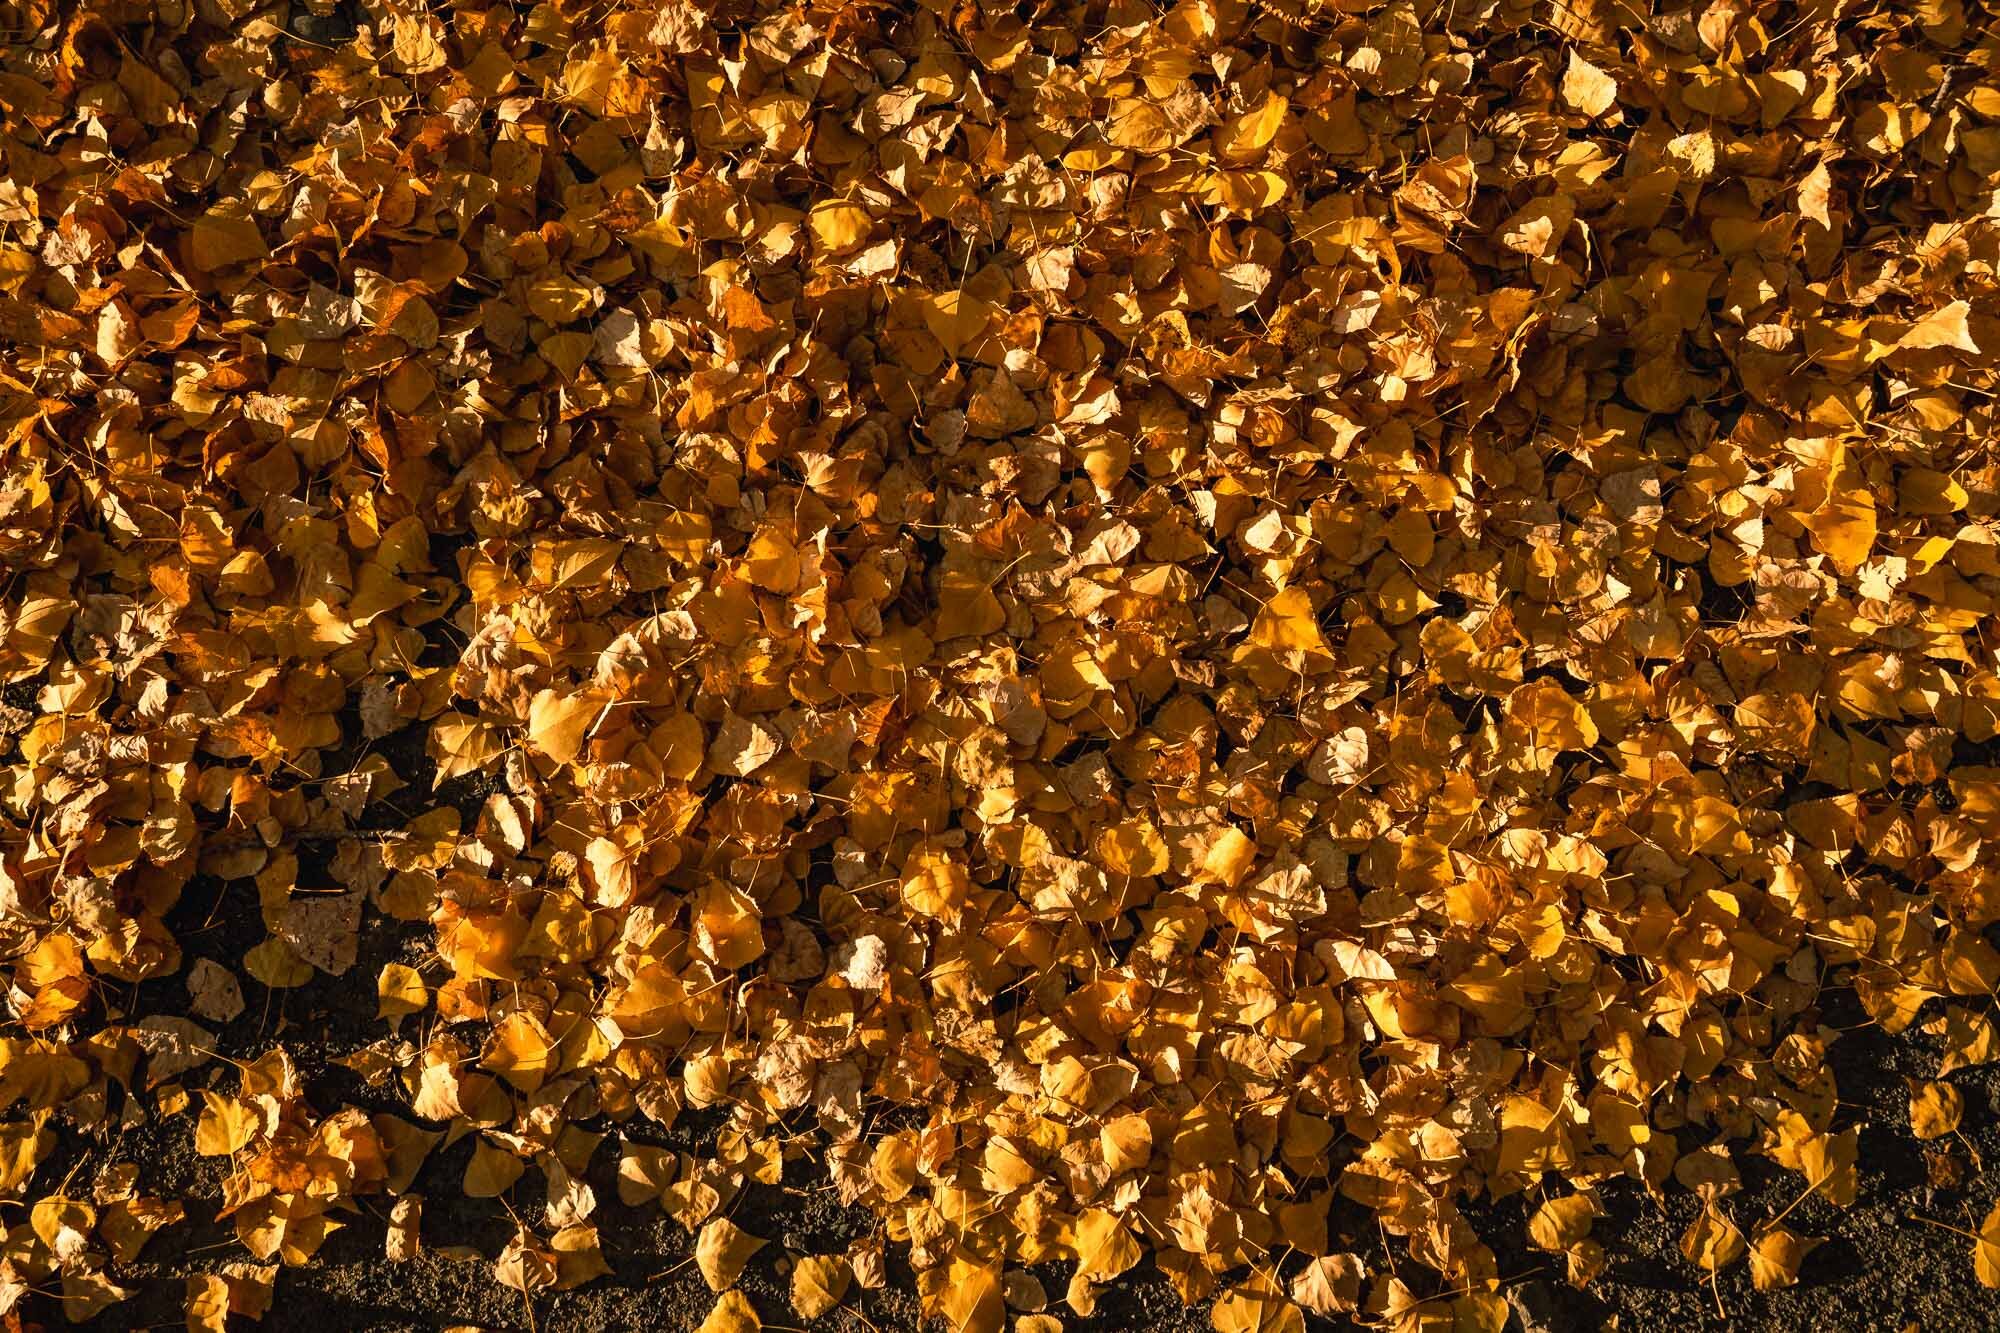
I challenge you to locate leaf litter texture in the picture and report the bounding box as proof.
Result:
[1,0,1999,1328]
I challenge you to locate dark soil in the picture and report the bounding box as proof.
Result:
[1467,988,2000,1333]
[25,717,2000,1332]
[37,936,2000,1333]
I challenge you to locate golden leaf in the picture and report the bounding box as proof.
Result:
[699,1289,763,1333]
[1909,1079,1964,1140]
[1210,1283,1305,1333]
[194,1092,260,1157]
[1979,1203,2000,1288]
[1748,1224,1820,1291]
[1678,1204,1744,1273]
[790,1254,851,1318]
[1560,50,1619,118]
[696,1218,766,1292]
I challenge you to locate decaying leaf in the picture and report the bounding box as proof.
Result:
[186,959,246,1024]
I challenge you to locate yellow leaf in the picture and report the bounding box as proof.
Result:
[1527,1194,1595,1252]
[1803,486,1877,573]
[693,880,767,970]
[194,1092,259,1156]
[62,1270,130,1324]
[699,1289,762,1333]
[527,687,607,764]
[376,963,429,1026]
[696,1217,765,1292]
[790,1254,851,1319]
[1940,1006,1998,1076]
[873,1133,917,1201]
[1560,50,1619,117]
[1107,98,1176,152]
[526,272,599,325]
[0,1116,49,1192]
[97,1198,184,1268]
[809,200,873,254]
[552,1221,612,1290]
[1072,1209,1142,1282]
[1898,467,1969,515]
[429,713,507,786]
[236,1194,340,1265]
[1210,1283,1306,1333]
[1096,818,1168,877]
[31,1197,94,1255]
[1799,1126,1858,1206]
[1900,300,1980,353]
[1246,586,1328,656]
[243,938,314,989]
[935,569,1005,638]
[191,200,267,271]
[0,1038,89,1110]
[1216,92,1286,163]
[1979,1203,2000,1288]
[618,1143,678,1206]
[920,290,998,359]
[659,511,713,564]
[496,1227,557,1294]
[901,846,972,920]
[465,1138,526,1198]
[1290,1255,1363,1316]
[1908,1079,1963,1140]
[745,527,803,593]
[939,1259,1003,1333]
[482,1010,555,1092]
[1504,678,1600,753]
[186,1274,232,1333]
[1797,159,1835,229]
[1100,1113,1152,1174]
[390,14,448,73]
[1679,1204,1744,1272]
[387,1195,422,1263]
[377,1115,442,1195]
[1748,1224,1820,1291]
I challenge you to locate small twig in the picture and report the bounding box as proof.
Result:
[1908,1213,1983,1243]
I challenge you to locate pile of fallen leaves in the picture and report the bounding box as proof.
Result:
[2,0,2000,1326]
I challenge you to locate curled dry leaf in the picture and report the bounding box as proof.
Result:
[386,1196,422,1263]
